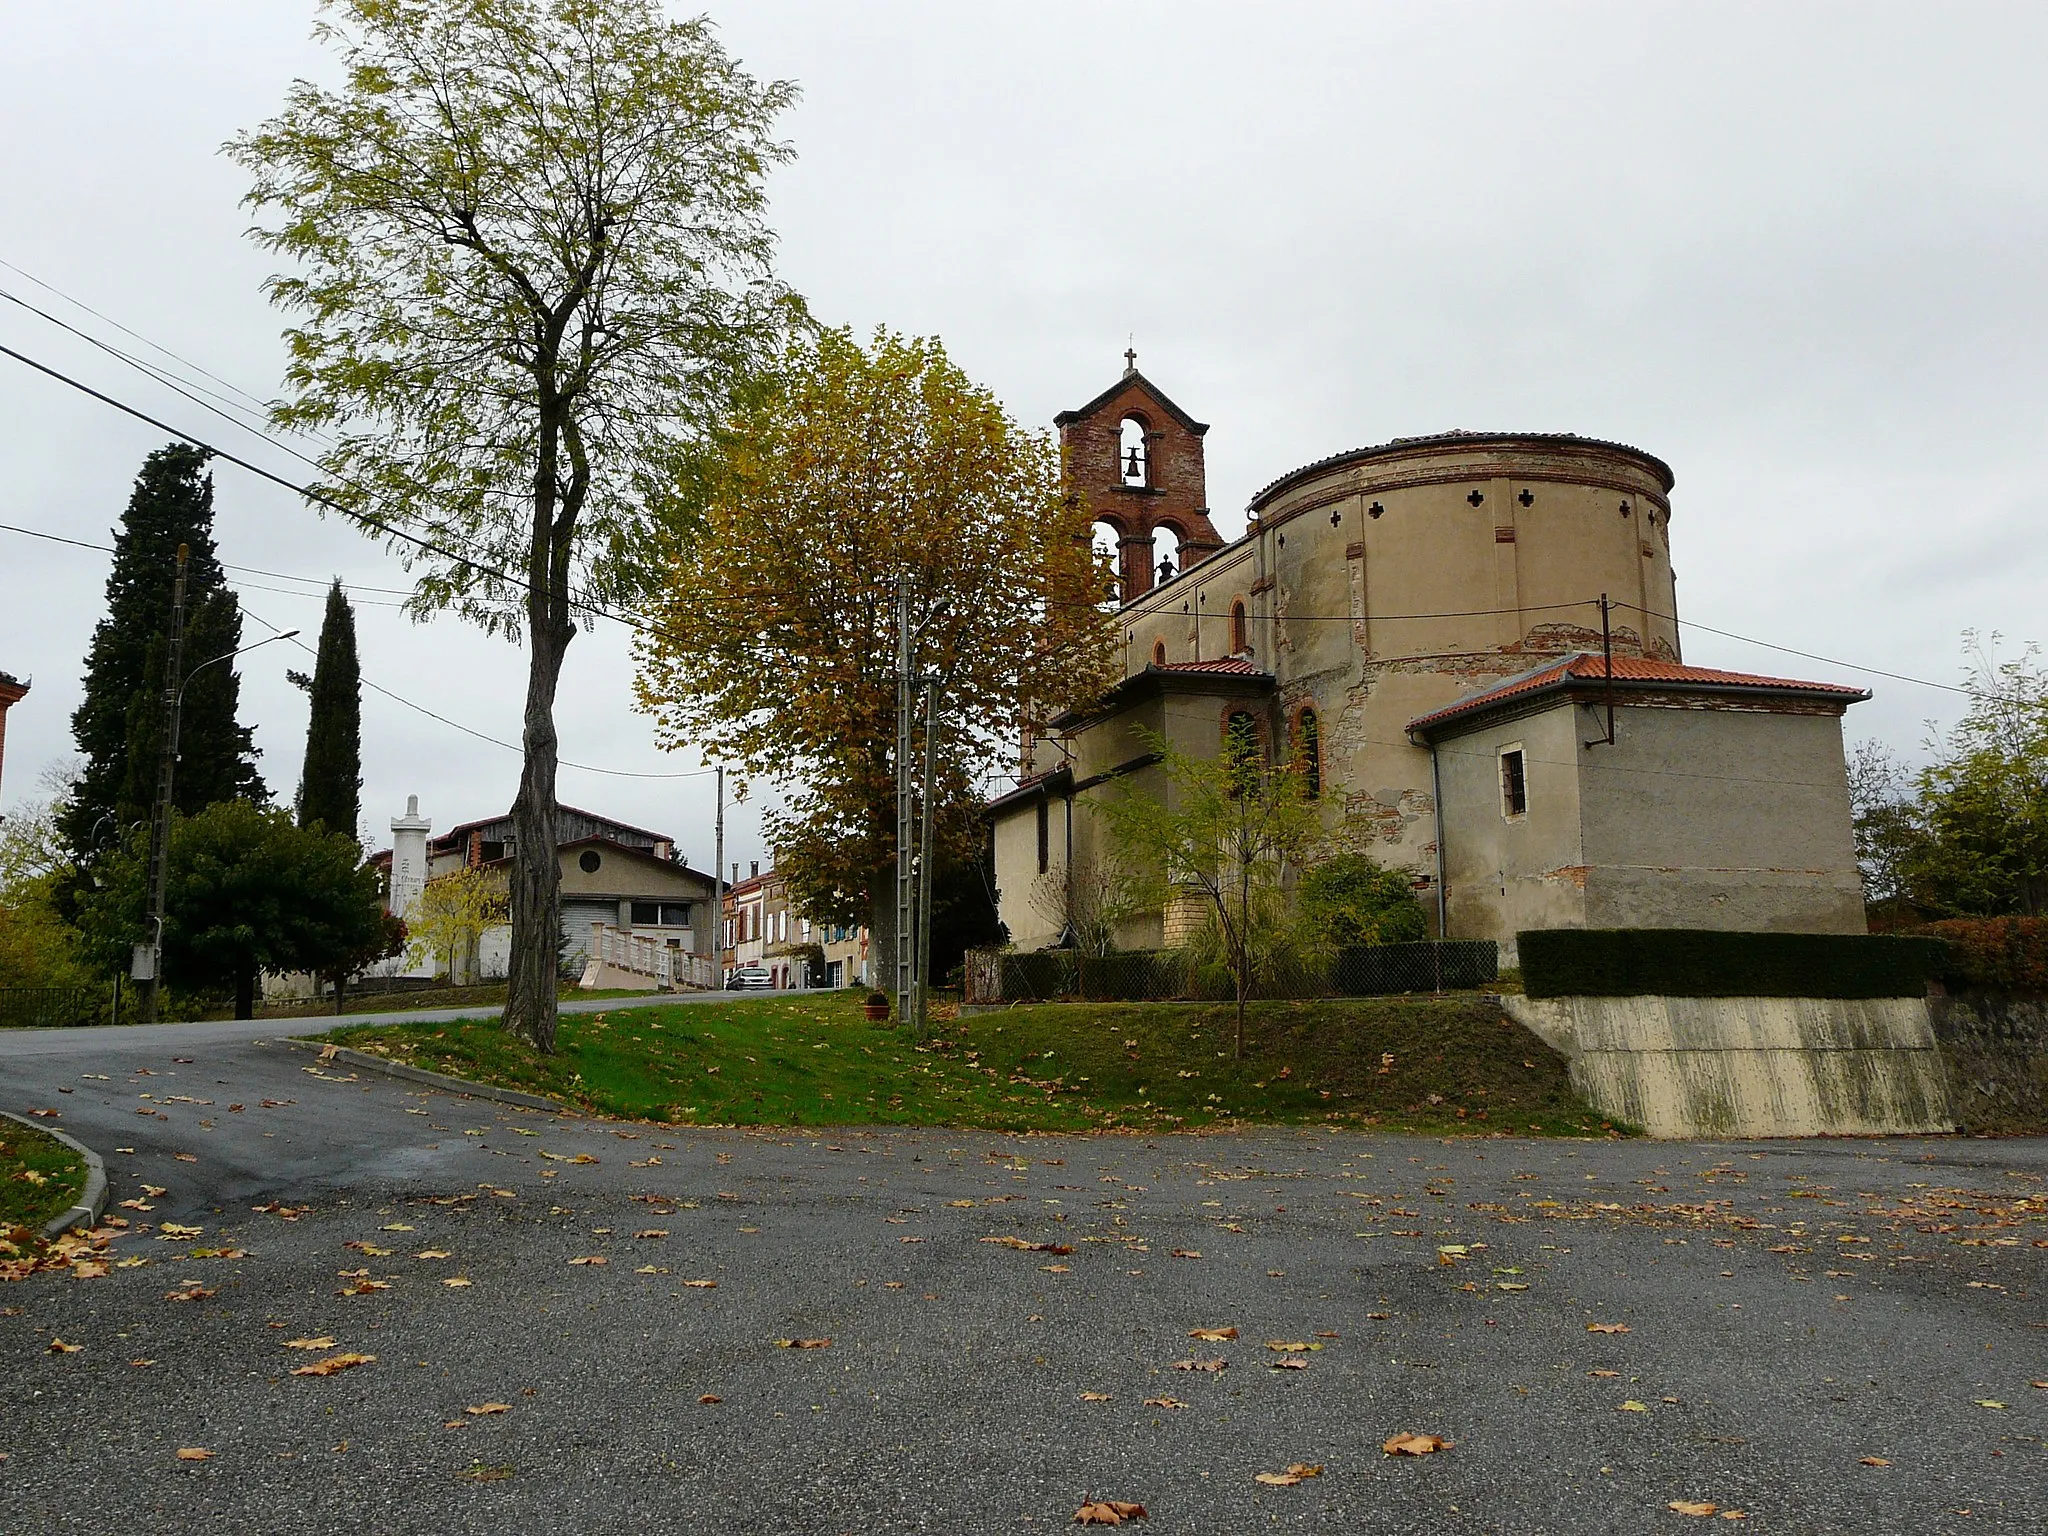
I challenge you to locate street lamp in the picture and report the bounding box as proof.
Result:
[134,618,299,1021]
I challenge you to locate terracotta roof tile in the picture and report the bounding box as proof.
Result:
[1407,652,1867,733]
[1151,657,1262,676]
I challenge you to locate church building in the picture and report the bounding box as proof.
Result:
[988,362,1871,963]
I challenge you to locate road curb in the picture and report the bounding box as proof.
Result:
[279,1037,578,1115]
[2,1108,110,1239]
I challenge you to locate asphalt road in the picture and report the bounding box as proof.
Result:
[2,1021,2044,1535]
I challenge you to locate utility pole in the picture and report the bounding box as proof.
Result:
[712,765,725,988]
[137,545,192,1024]
[1598,592,1616,747]
[914,675,940,1036]
[895,578,914,1024]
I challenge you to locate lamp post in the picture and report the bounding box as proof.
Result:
[134,592,298,1023]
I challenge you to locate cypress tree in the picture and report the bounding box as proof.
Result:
[295,580,361,840]
[61,444,266,865]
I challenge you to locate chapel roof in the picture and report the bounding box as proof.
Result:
[1406,652,1869,738]
[1248,430,1676,513]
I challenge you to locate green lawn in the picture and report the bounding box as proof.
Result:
[1,1117,88,1236]
[332,990,1620,1136]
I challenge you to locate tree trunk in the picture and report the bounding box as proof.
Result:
[235,967,256,1021]
[504,616,567,1052]
[331,969,347,1017]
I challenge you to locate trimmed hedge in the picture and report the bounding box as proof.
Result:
[1518,928,1941,1000]
[1913,917,2048,993]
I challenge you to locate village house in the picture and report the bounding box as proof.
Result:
[719,861,869,989]
[990,362,1870,964]
[376,799,718,984]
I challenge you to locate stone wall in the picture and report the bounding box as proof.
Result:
[1927,990,2048,1134]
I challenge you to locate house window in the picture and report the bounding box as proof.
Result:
[1119,416,1149,487]
[1293,706,1320,799]
[578,849,602,873]
[1151,638,1167,667]
[630,902,692,927]
[1500,747,1528,819]
[1230,599,1248,655]
[1036,798,1050,874]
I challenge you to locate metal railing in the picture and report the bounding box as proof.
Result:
[966,940,1498,1005]
[0,986,114,1029]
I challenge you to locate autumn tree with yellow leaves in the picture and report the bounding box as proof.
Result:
[635,327,1116,962]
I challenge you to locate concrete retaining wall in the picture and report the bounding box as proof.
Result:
[1500,993,1955,1139]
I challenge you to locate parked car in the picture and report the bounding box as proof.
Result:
[727,965,773,991]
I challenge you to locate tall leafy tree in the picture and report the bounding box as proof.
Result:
[59,444,264,867]
[74,801,389,1020]
[293,580,362,840]
[229,0,796,1053]
[633,327,1117,965]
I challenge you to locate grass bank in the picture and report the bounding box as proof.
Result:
[1,1117,88,1235]
[256,981,648,1021]
[332,990,1619,1136]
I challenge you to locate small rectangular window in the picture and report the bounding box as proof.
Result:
[630,901,660,926]
[1035,799,1050,874]
[1500,748,1528,818]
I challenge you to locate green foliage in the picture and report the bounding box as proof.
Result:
[1519,928,1941,1000]
[404,868,509,981]
[1297,853,1428,948]
[295,580,362,839]
[634,326,1117,938]
[1099,727,1327,1055]
[1850,635,2048,920]
[0,799,92,993]
[75,801,388,1018]
[0,1120,88,1234]
[58,444,264,868]
[333,989,1616,1135]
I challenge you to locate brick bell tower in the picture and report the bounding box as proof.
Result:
[1054,351,1224,602]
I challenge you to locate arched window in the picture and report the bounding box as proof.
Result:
[1293,706,1321,799]
[1229,599,1248,655]
[1152,638,1167,667]
[1119,417,1149,487]
[1223,709,1261,794]
[1152,524,1180,585]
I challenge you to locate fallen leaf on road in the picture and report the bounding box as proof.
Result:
[176,1447,214,1462]
[1669,1502,1718,1517]
[2033,1381,2048,1390]
[1270,1358,1308,1371]
[1618,1401,1649,1413]
[47,1338,82,1353]
[1041,1264,1071,1273]
[1365,1311,1390,1320]
[1254,1464,1323,1486]
[443,1277,473,1288]
[26,1109,58,1118]
[466,1403,510,1416]
[1080,1391,1112,1402]
[118,1199,155,1212]
[1188,1327,1238,1341]
[164,1284,217,1303]
[948,1200,977,1208]
[339,1279,390,1295]
[158,1223,203,1239]
[629,1158,662,1168]
[143,1185,168,1198]
[1383,1433,1452,1456]
[634,1265,668,1274]
[774,1338,831,1349]
[1266,1341,1322,1353]
[1587,1322,1630,1334]
[1143,1396,1187,1410]
[682,1279,717,1289]
[344,1242,393,1256]
[634,1230,668,1239]
[1171,1358,1226,1373]
[698,1394,721,1404]
[1073,1499,1148,1525]
[173,1153,197,1163]
[283,1337,338,1350]
[1974,1400,2005,1410]
[981,1236,1075,1255]
[379,1224,414,1232]
[292,1352,375,1377]
[317,1044,339,1061]
[1860,1457,1892,1467]
[1170,1250,1202,1259]
[568,1256,607,1266]
[457,1463,513,1481]
[414,1250,451,1261]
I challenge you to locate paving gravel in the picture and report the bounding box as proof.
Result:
[3,1020,2044,1534]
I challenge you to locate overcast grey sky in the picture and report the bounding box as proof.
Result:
[3,1,2044,868]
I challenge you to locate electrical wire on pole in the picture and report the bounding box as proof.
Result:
[915,674,940,1037]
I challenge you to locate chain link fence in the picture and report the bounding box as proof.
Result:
[967,940,1497,1005]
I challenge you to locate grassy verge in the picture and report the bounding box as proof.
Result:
[332,990,1621,1136]
[1,1118,88,1235]
[256,981,649,1021]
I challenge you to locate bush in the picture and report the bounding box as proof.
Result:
[1915,917,2048,993]
[1298,854,1428,948]
[1519,928,1941,999]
